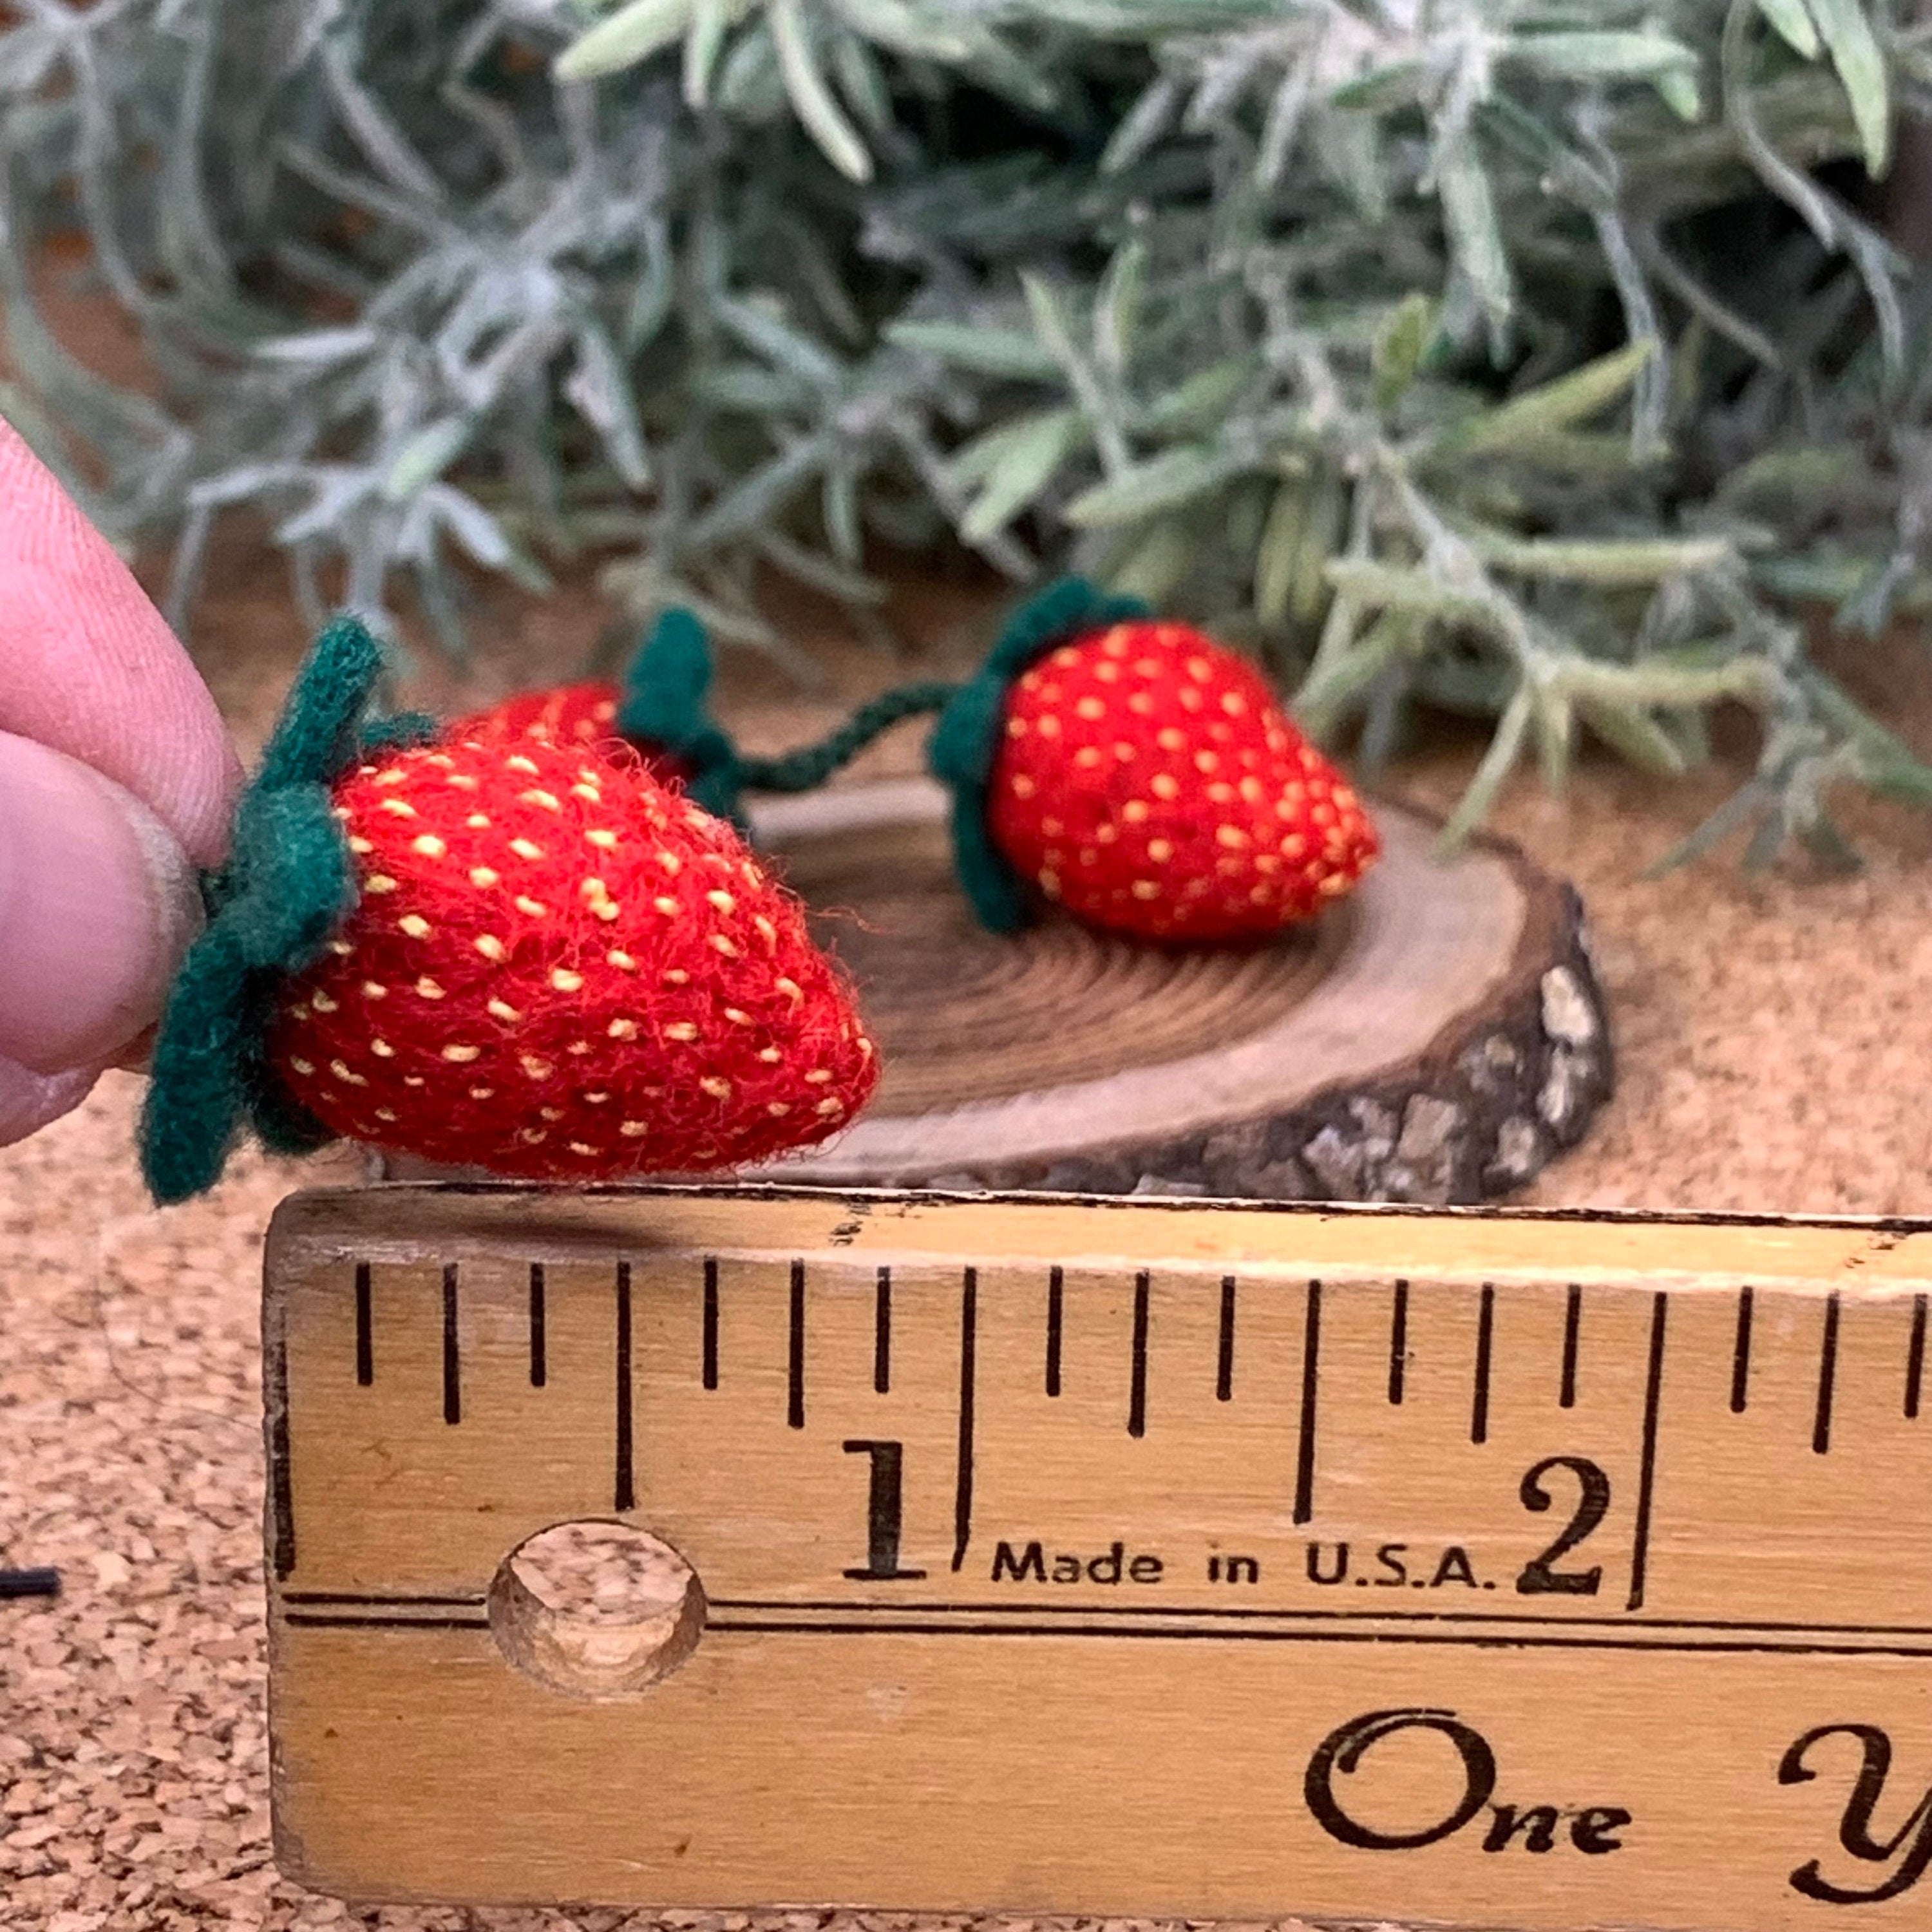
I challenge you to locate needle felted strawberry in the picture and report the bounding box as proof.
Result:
[927,578,1380,942]
[450,609,741,819]
[140,617,878,1203]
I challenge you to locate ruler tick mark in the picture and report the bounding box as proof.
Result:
[1560,1285,1582,1410]
[1471,1285,1495,1446]
[1814,1291,1841,1456]
[441,1263,460,1426]
[788,1260,806,1430]
[1730,1287,1753,1415]
[528,1264,546,1388]
[702,1256,719,1390]
[269,1303,294,1580]
[1627,1292,1669,1612]
[1045,1265,1063,1398]
[1128,1271,1150,1439]
[1911,1294,1927,1421]
[952,1268,977,1573]
[354,1262,373,1387]
[1216,1276,1235,1403]
[615,1261,635,1511]
[1388,1280,1408,1406]
[874,1267,892,1395]
[1293,1281,1320,1526]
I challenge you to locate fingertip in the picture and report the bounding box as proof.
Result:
[0,418,243,866]
[0,732,204,1074]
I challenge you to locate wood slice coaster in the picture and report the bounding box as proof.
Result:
[743,779,1613,1204]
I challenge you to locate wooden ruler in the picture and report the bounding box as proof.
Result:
[265,1185,1932,1929]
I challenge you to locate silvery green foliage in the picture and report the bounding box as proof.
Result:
[1,0,1929,858]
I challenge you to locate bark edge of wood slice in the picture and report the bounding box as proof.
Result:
[741,779,1612,1205]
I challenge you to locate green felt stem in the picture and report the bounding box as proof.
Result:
[737,681,959,794]
[928,576,1149,932]
[139,616,386,1204]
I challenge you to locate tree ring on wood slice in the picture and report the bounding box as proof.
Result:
[740,779,1613,1204]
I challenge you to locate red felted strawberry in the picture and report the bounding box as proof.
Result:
[140,618,877,1202]
[929,579,1378,942]
[448,609,743,821]
[453,678,645,766]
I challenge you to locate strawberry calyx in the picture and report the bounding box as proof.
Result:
[927,576,1148,931]
[615,608,745,820]
[140,617,420,1204]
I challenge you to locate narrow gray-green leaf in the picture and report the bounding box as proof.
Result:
[554,0,694,81]
[1756,0,1821,58]
[770,0,873,181]
[382,417,474,502]
[1437,142,1513,330]
[1372,292,1434,412]
[1063,445,1245,527]
[886,320,1059,379]
[1806,0,1891,175]
[1472,531,1734,583]
[960,409,1079,542]
[1506,32,1700,79]
[1437,338,1658,456]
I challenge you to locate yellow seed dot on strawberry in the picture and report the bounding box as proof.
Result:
[509,838,543,860]
[442,1045,480,1063]
[412,834,446,859]
[1148,839,1173,862]
[759,1047,782,1063]
[1151,774,1180,801]
[815,1097,844,1117]
[370,1039,395,1058]
[620,1120,648,1137]
[700,1077,732,1099]
[469,1086,494,1101]
[520,1054,554,1080]
[415,977,444,999]
[365,874,398,894]
[506,755,540,776]
[607,949,636,971]
[348,835,374,855]
[608,1018,639,1041]
[664,1023,699,1042]
[1217,825,1249,849]
[470,866,500,888]
[289,1057,315,1076]
[474,934,507,963]
[362,980,387,999]
[710,935,739,957]
[487,998,522,1023]
[767,1101,791,1117]
[653,895,678,916]
[520,788,562,813]
[550,969,584,993]
[398,914,431,939]
[664,969,689,986]
[706,889,735,914]
[379,797,417,817]
[466,813,490,829]
[1131,880,1160,900]
[515,896,547,917]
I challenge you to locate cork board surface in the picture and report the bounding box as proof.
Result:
[8,538,1932,1930]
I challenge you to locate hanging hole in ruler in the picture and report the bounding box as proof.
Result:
[486,1521,707,1700]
